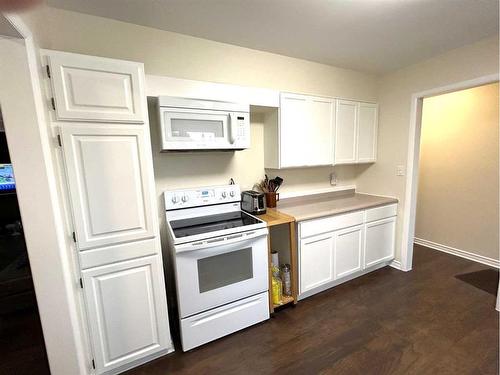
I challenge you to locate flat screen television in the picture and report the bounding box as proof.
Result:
[0,164,15,192]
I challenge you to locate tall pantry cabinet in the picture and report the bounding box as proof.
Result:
[43,50,173,375]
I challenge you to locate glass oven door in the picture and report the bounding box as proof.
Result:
[175,231,268,318]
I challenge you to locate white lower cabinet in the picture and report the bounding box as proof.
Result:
[333,225,364,279]
[364,217,396,268]
[300,233,334,293]
[82,255,170,374]
[299,203,397,299]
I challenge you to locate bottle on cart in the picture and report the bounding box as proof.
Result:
[271,264,283,305]
[281,264,291,296]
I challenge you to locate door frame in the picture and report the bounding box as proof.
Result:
[400,73,499,271]
[0,15,88,374]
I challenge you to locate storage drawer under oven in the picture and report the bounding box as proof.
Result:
[180,292,269,351]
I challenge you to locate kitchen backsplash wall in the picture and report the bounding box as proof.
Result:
[149,105,362,212]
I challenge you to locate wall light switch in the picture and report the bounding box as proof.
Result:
[396,165,405,176]
[330,172,337,186]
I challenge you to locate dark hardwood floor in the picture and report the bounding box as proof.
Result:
[127,245,499,375]
[0,307,50,375]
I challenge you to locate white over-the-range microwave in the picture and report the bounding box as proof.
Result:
[157,96,250,151]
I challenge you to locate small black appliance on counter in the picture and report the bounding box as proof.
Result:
[241,190,266,215]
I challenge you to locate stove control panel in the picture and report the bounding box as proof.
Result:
[164,184,242,210]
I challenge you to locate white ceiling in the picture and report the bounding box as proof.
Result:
[46,0,499,74]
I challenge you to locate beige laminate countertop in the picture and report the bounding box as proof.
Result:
[276,192,398,222]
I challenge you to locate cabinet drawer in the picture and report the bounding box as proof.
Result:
[180,292,269,351]
[365,204,397,223]
[79,238,158,269]
[300,211,364,238]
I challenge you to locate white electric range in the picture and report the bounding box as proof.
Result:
[164,184,269,351]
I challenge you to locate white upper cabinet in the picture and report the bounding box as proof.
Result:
[82,255,170,374]
[46,51,145,123]
[279,93,309,167]
[334,100,358,164]
[357,103,378,162]
[60,124,155,250]
[334,100,378,165]
[308,96,334,166]
[265,93,333,168]
[264,92,377,169]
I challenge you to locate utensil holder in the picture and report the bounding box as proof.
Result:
[265,192,279,208]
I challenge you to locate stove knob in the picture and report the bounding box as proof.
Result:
[221,191,227,198]
[229,191,235,197]
[171,195,179,204]
[181,195,189,203]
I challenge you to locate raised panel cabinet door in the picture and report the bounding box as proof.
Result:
[364,217,396,268]
[333,225,364,280]
[308,97,334,166]
[279,93,309,167]
[46,51,145,123]
[357,103,378,163]
[300,233,334,293]
[60,124,155,250]
[335,100,358,164]
[82,255,171,374]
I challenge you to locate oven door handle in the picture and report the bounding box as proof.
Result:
[176,228,268,253]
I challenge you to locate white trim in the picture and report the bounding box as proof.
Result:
[400,74,499,272]
[146,74,280,107]
[414,238,500,269]
[278,185,356,200]
[389,259,403,270]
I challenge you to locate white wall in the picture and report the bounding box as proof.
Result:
[0,34,86,375]
[356,36,499,263]
[21,6,499,266]
[21,5,376,197]
[416,83,499,261]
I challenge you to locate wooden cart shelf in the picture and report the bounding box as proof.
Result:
[273,295,295,309]
[257,208,298,314]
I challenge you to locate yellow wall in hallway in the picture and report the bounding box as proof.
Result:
[416,82,499,260]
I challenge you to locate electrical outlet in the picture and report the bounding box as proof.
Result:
[330,172,337,186]
[396,165,405,176]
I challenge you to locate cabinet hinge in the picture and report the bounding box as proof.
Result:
[79,278,83,289]
[72,231,77,243]
[57,134,62,147]
[51,97,56,111]
[92,359,95,369]
[46,65,51,78]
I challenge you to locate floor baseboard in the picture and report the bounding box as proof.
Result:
[389,259,402,270]
[414,238,500,269]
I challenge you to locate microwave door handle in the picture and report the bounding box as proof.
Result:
[228,113,237,144]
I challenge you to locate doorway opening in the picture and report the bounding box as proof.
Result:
[414,82,499,294]
[399,74,499,272]
[0,108,50,374]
